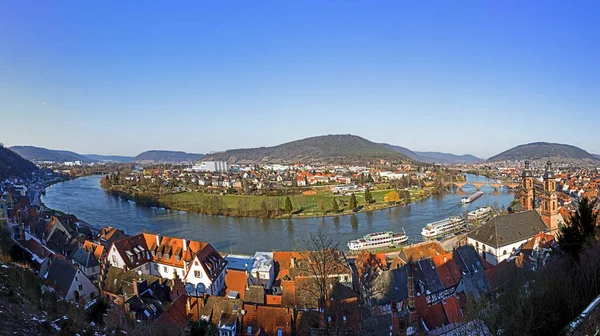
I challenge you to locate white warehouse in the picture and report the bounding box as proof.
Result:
[192,161,229,173]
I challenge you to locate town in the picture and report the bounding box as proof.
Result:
[1,155,600,335]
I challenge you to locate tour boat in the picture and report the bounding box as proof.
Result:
[467,206,494,221]
[347,230,408,251]
[421,217,465,239]
[461,191,483,204]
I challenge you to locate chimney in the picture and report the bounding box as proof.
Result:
[290,257,296,268]
[156,234,162,248]
[183,239,187,252]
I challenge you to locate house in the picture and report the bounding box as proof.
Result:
[101,266,164,304]
[467,210,549,265]
[98,226,128,249]
[369,267,408,314]
[242,304,294,336]
[45,258,99,302]
[107,233,227,296]
[69,246,101,280]
[187,295,243,336]
[11,236,54,274]
[390,241,447,269]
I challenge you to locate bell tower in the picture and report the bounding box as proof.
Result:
[519,161,535,211]
[541,161,559,231]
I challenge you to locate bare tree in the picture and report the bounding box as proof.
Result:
[296,228,349,334]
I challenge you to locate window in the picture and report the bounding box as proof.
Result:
[112,255,117,263]
[154,263,158,271]
[78,284,83,291]
[277,329,283,336]
[195,270,202,278]
[503,250,507,255]
[145,264,149,270]
[247,326,252,334]
[163,266,168,273]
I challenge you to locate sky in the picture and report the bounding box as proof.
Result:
[1,1,599,159]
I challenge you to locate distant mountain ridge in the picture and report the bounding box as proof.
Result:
[133,150,204,163]
[83,154,133,163]
[380,144,483,164]
[10,146,95,163]
[0,146,38,179]
[488,142,598,161]
[414,151,483,164]
[203,134,411,164]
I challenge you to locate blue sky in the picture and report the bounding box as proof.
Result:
[1,1,598,158]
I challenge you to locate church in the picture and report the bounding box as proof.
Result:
[467,161,565,265]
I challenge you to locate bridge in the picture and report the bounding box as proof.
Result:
[443,181,520,191]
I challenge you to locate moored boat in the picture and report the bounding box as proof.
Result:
[421,217,465,238]
[347,230,408,251]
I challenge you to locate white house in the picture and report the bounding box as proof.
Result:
[45,258,99,302]
[107,233,227,295]
[467,210,549,265]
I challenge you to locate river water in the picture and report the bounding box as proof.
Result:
[41,174,514,254]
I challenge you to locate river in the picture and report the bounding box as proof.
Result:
[41,174,515,254]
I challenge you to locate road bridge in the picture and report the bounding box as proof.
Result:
[444,181,520,191]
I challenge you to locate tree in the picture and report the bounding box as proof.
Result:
[349,193,358,210]
[558,197,598,260]
[402,190,411,204]
[296,228,347,334]
[384,190,400,204]
[332,198,339,213]
[319,199,327,215]
[284,196,293,215]
[364,188,373,204]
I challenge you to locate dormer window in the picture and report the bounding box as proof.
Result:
[165,253,170,260]
[175,255,180,261]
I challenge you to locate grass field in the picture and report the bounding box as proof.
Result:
[159,187,432,218]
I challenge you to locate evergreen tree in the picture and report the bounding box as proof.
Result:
[558,197,598,260]
[364,188,373,204]
[284,196,293,214]
[349,193,358,210]
[332,198,339,213]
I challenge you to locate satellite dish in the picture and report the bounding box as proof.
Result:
[137,270,142,276]
[185,283,195,294]
[196,283,206,294]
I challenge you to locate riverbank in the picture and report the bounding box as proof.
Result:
[103,184,439,219]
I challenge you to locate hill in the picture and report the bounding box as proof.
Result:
[133,150,204,163]
[380,144,483,164]
[203,134,411,164]
[83,154,133,163]
[414,151,484,164]
[10,146,95,163]
[488,142,598,161]
[0,146,38,179]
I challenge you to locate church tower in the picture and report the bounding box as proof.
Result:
[519,161,535,211]
[540,161,559,231]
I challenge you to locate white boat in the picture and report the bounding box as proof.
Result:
[468,206,493,220]
[461,191,483,204]
[421,217,465,238]
[347,230,408,251]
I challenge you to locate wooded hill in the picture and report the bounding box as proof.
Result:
[0,146,38,179]
[488,142,599,161]
[203,134,412,164]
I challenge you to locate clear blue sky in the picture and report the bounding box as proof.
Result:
[1,1,598,158]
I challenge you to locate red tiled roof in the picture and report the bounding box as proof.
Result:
[266,295,282,306]
[432,254,461,289]
[415,294,447,330]
[225,269,248,300]
[242,304,293,336]
[442,296,463,324]
[83,240,105,262]
[153,294,189,330]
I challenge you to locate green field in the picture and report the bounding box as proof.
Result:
[158,187,431,218]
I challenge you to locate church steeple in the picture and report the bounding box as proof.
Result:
[541,161,559,231]
[520,161,535,211]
